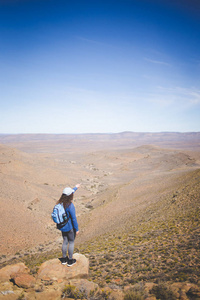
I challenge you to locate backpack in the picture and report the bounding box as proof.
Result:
[51,203,70,229]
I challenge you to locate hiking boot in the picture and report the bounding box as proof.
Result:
[67,258,76,267]
[61,257,68,265]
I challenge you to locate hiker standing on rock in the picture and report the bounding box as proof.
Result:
[52,184,80,266]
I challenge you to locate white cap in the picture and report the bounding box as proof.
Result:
[62,187,75,196]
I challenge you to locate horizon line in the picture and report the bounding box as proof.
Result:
[0,131,200,135]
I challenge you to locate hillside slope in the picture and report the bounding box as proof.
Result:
[79,168,200,287]
[0,141,199,269]
[1,161,198,300]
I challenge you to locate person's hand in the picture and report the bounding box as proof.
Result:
[76,231,80,235]
[76,184,81,188]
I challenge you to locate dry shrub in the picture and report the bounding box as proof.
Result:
[62,284,87,299]
[124,283,147,300]
[151,282,176,300]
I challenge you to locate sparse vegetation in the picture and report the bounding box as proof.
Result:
[1,138,200,299]
[79,169,200,288]
[62,284,87,299]
[151,283,177,300]
[17,293,26,300]
[61,285,113,300]
[124,283,147,300]
[6,169,199,299]
[89,289,112,300]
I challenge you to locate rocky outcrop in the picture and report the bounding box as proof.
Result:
[12,273,36,289]
[0,253,96,300]
[1,255,200,300]
[37,253,88,281]
[0,262,29,283]
[68,279,98,298]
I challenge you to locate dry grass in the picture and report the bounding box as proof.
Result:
[79,169,200,288]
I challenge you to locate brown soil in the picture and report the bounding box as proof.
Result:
[0,133,199,268]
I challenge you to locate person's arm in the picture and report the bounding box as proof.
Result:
[73,183,81,193]
[69,203,79,232]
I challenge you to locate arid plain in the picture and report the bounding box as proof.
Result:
[0,132,200,267]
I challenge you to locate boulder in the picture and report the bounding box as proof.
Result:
[68,279,98,298]
[0,263,29,283]
[186,285,200,299]
[12,273,36,289]
[171,282,200,299]
[144,282,156,293]
[37,253,89,281]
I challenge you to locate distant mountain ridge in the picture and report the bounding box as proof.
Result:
[0,132,200,153]
[0,132,200,141]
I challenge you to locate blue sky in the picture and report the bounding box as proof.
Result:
[0,0,200,133]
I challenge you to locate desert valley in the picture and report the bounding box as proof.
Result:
[0,132,200,299]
